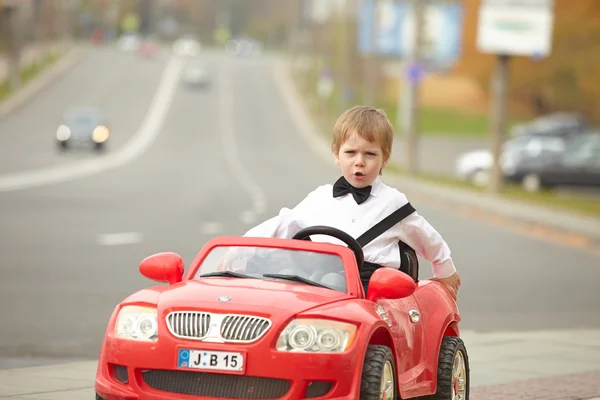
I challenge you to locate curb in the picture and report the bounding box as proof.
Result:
[0,46,87,121]
[387,174,600,245]
[272,58,600,246]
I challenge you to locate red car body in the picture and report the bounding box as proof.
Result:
[95,236,463,400]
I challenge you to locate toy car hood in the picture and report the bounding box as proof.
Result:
[169,278,352,313]
[124,278,353,319]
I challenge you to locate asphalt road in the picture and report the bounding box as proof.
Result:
[0,46,599,370]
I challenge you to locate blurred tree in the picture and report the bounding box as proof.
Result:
[457,0,600,122]
[0,2,26,90]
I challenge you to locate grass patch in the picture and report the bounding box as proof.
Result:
[0,50,61,103]
[388,163,600,219]
[378,103,525,138]
[294,64,525,138]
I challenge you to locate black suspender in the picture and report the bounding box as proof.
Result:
[356,202,416,247]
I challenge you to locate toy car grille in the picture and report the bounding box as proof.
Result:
[220,315,271,342]
[166,312,211,339]
[141,369,291,399]
[166,312,272,343]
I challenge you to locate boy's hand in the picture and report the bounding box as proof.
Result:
[433,272,461,301]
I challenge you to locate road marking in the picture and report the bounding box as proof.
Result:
[0,56,184,192]
[199,222,223,235]
[218,58,267,219]
[97,232,143,246]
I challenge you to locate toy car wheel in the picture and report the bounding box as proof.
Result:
[359,345,396,400]
[429,336,469,400]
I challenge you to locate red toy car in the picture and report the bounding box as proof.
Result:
[95,226,470,400]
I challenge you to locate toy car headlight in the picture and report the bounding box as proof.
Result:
[92,125,110,143]
[115,306,158,342]
[56,125,71,141]
[276,319,356,353]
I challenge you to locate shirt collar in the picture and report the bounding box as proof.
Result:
[370,177,382,197]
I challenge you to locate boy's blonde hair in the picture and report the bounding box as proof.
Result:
[331,105,394,161]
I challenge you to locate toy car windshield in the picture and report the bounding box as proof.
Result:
[192,245,347,293]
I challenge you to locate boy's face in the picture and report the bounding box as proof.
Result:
[335,132,388,188]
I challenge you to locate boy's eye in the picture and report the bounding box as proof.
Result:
[366,152,376,156]
[345,150,355,154]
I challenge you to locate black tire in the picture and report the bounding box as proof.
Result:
[428,336,470,400]
[57,140,68,150]
[359,345,397,400]
[95,394,104,400]
[94,142,105,152]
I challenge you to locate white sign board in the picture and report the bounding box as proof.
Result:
[476,0,554,57]
[305,0,358,23]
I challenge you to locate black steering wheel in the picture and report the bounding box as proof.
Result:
[292,226,364,269]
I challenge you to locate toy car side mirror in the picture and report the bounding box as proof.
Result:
[366,268,416,301]
[140,252,184,285]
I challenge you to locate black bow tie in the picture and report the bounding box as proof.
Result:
[333,177,372,205]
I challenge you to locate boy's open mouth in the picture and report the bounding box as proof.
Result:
[354,172,364,177]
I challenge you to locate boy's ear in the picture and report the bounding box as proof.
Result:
[334,153,340,166]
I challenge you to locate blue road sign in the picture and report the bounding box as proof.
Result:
[406,62,425,85]
[357,0,464,68]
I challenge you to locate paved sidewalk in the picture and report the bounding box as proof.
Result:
[0,42,85,120]
[388,174,600,245]
[0,42,66,83]
[471,370,600,400]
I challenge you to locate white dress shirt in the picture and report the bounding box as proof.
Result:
[242,177,457,279]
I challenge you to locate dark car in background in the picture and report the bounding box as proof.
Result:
[504,132,600,192]
[510,112,588,138]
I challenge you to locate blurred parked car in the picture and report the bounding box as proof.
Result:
[56,107,110,152]
[455,134,566,186]
[510,112,588,138]
[117,33,141,52]
[138,38,160,59]
[172,35,201,57]
[504,132,600,192]
[224,37,263,57]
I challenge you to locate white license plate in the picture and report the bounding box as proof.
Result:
[177,349,244,372]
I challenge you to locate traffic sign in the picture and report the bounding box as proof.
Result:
[476,0,555,57]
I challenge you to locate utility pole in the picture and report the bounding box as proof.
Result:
[363,0,378,106]
[401,0,426,175]
[288,0,302,65]
[335,0,351,111]
[32,0,44,43]
[488,54,510,193]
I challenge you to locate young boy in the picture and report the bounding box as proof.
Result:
[239,105,461,299]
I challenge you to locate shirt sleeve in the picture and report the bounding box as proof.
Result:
[388,192,457,279]
[242,185,325,239]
